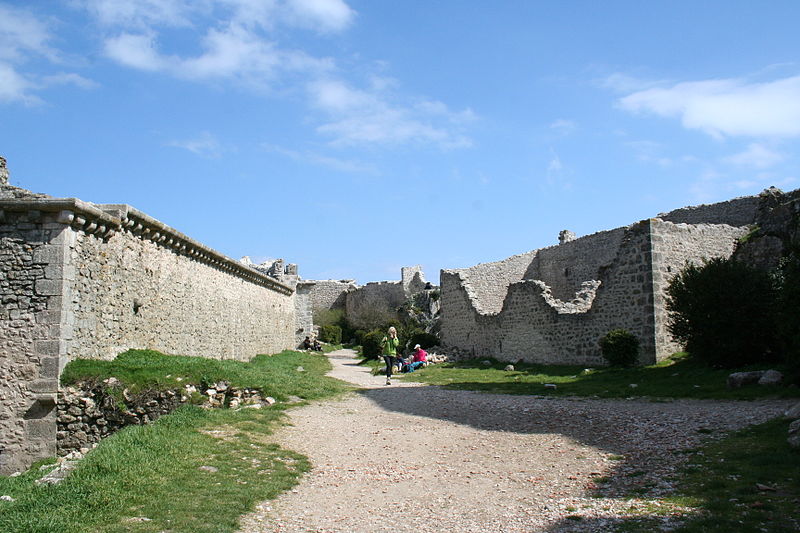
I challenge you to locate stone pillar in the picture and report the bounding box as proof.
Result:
[558,230,576,244]
[0,156,9,186]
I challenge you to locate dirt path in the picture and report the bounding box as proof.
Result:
[238,349,792,532]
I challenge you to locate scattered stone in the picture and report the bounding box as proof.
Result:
[124,517,152,523]
[757,369,783,386]
[296,366,305,372]
[544,384,557,390]
[36,461,78,485]
[785,402,800,419]
[727,371,766,389]
[198,465,219,473]
[504,365,515,371]
[9,472,21,478]
[1,495,14,502]
[756,483,777,492]
[481,360,492,366]
[245,403,263,409]
[265,397,276,405]
[628,384,638,388]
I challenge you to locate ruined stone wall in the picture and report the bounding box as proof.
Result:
[344,281,406,326]
[67,206,295,361]
[658,195,759,227]
[294,282,314,346]
[650,220,748,359]
[0,209,65,474]
[523,228,627,301]
[308,280,355,311]
[446,251,538,315]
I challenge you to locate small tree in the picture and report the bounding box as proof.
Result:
[320,324,342,344]
[665,257,779,367]
[361,330,385,359]
[599,329,639,367]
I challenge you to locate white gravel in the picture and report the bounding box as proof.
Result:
[238,349,792,532]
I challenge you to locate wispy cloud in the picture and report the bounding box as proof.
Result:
[166,131,222,158]
[617,74,800,139]
[625,140,674,167]
[263,143,377,173]
[0,4,90,104]
[308,78,475,148]
[723,143,785,169]
[549,119,576,136]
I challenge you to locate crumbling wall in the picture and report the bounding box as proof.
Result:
[446,251,537,315]
[523,228,626,301]
[308,280,355,311]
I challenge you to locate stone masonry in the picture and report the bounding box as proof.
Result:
[437,191,790,366]
[1,168,296,474]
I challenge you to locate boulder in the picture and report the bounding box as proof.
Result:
[757,369,783,386]
[727,371,765,389]
[504,365,515,371]
[785,402,800,420]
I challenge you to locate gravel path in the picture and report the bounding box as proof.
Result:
[238,349,792,532]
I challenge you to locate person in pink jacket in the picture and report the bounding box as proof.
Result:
[407,344,427,372]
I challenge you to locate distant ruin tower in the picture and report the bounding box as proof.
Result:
[558,230,576,244]
[0,156,8,186]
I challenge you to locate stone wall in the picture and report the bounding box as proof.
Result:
[0,209,65,474]
[445,251,538,315]
[307,279,355,312]
[658,195,759,227]
[0,197,296,474]
[524,228,626,301]
[650,220,748,358]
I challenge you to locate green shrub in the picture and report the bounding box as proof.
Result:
[666,257,779,367]
[313,307,344,328]
[320,324,342,344]
[353,329,367,346]
[362,330,385,359]
[599,329,640,367]
[409,331,439,350]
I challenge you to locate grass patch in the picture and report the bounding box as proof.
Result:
[407,353,800,400]
[613,418,800,532]
[1,349,350,533]
[61,349,348,401]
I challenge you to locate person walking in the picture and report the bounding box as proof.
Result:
[380,326,400,385]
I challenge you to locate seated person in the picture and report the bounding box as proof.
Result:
[312,338,322,351]
[302,336,312,350]
[407,344,427,372]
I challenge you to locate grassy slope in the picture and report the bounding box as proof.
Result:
[0,350,350,533]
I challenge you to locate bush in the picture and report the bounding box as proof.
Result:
[408,331,439,350]
[320,324,342,345]
[361,330,385,359]
[666,257,779,368]
[599,329,640,367]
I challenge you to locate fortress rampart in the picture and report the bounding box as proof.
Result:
[0,179,295,474]
[440,204,755,365]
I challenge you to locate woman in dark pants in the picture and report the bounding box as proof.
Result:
[381,326,400,385]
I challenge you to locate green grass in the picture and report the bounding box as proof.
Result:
[612,418,800,532]
[406,353,800,400]
[61,349,349,401]
[1,349,350,533]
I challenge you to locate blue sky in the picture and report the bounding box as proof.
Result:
[2,1,799,283]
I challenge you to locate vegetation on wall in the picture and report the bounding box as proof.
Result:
[599,329,640,367]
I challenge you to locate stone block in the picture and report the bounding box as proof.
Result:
[35,279,63,296]
[28,379,59,393]
[34,339,63,356]
[32,245,67,265]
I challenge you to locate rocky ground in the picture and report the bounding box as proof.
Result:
[238,349,792,533]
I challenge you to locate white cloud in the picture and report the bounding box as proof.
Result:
[0,4,57,61]
[308,79,474,148]
[264,143,377,173]
[598,73,665,93]
[0,62,38,104]
[723,143,785,169]
[81,0,196,29]
[166,132,222,158]
[549,119,575,135]
[105,33,168,71]
[625,140,673,167]
[285,0,355,32]
[618,75,800,138]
